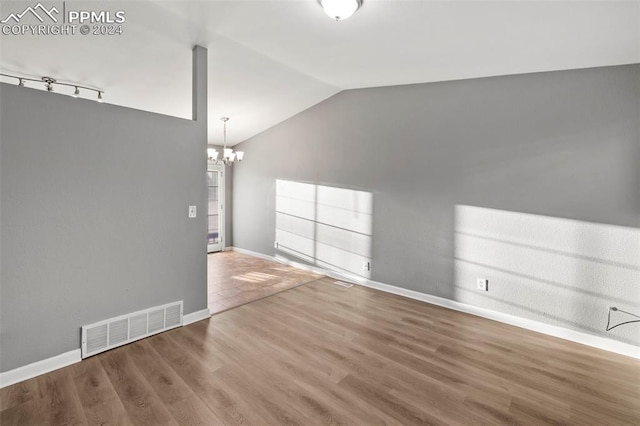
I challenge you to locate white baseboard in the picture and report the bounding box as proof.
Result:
[230,247,364,283]
[358,278,640,360]
[183,308,211,325]
[0,349,81,389]
[274,255,369,285]
[1,308,212,389]
[229,246,278,262]
[2,250,636,389]
[233,247,640,360]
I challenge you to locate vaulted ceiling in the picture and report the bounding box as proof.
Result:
[1,1,638,145]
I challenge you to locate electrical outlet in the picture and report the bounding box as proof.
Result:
[362,261,371,271]
[477,278,488,291]
[188,205,197,218]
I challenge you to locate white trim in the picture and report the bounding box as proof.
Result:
[207,163,225,253]
[275,255,368,284]
[2,249,635,389]
[1,307,210,389]
[232,247,640,360]
[0,349,81,389]
[230,246,280,262]
[358,278,640,360]
[183,308,211,325]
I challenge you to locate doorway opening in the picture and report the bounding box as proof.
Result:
[207,163,225,253]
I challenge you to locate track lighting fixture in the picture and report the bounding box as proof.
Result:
[0,72,105,102]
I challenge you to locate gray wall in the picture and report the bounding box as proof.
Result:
[232,64,640,345]
[0,47,208,372]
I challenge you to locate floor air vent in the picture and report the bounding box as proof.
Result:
[81,301,183,359]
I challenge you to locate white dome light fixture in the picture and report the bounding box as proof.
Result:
[319,0,362,21]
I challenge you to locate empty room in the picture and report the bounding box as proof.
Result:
[0,0,639,424]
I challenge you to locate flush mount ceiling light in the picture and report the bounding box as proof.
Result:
[318,0,362,21]
[0,72,105,102]
[208,117,244,166]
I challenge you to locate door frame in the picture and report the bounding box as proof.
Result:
[207,163,225,253]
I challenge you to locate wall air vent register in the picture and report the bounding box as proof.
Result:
[81,301,183,358]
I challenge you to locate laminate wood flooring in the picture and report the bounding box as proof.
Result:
[207,251,322,314]
[2,276,639,424]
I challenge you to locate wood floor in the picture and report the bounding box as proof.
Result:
[208,251,321,314]
[2,276,639,424]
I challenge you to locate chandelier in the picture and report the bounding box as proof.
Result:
[208,117,244,165]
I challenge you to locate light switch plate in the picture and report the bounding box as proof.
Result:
[188,205,197,218]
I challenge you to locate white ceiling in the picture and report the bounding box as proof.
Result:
[1,1,638,145]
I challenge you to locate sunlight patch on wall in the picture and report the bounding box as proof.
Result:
[454,205,640,345]
[275,180,373,279]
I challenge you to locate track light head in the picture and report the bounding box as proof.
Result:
[42,77,56,92]
[18,78,24,87]
[73,86,80,98]
[97,91,103,103]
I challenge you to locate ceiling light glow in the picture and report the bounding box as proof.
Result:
[320,0,361,21]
